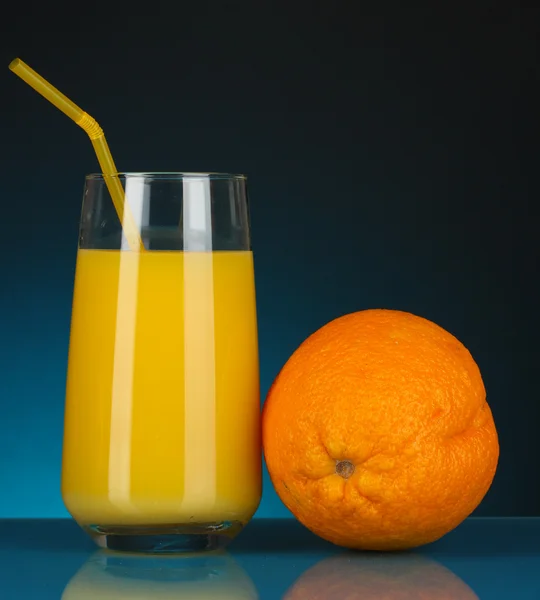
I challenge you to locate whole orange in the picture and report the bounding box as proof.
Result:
[262,309,499,550]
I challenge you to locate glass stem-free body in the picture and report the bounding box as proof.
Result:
[62,174,261,552]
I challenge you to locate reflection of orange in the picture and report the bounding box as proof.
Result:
[263,309,499,550]
[284,553,479,599]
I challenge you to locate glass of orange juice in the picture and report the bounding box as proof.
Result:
[62,173,261,553]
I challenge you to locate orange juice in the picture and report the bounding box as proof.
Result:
[62,249,261,528]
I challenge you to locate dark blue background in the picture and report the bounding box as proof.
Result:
[0,2,537,518]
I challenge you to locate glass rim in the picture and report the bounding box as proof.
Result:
[85,172,247,181]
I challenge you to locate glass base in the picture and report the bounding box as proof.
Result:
[83,521,243,554]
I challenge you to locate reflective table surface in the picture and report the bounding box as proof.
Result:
[0,518,538,599]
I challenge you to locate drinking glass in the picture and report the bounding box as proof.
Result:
[62,173,261,553]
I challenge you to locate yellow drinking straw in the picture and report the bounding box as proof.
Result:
[9,58,145,252]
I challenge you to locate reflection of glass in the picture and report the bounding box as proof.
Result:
[61,550,258,599]
[284,553,478,599]
[62,174,261,553]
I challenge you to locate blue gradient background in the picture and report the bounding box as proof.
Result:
[0,3,537,518]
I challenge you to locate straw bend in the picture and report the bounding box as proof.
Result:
[9,57,145,252]
[77,112,104,140]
